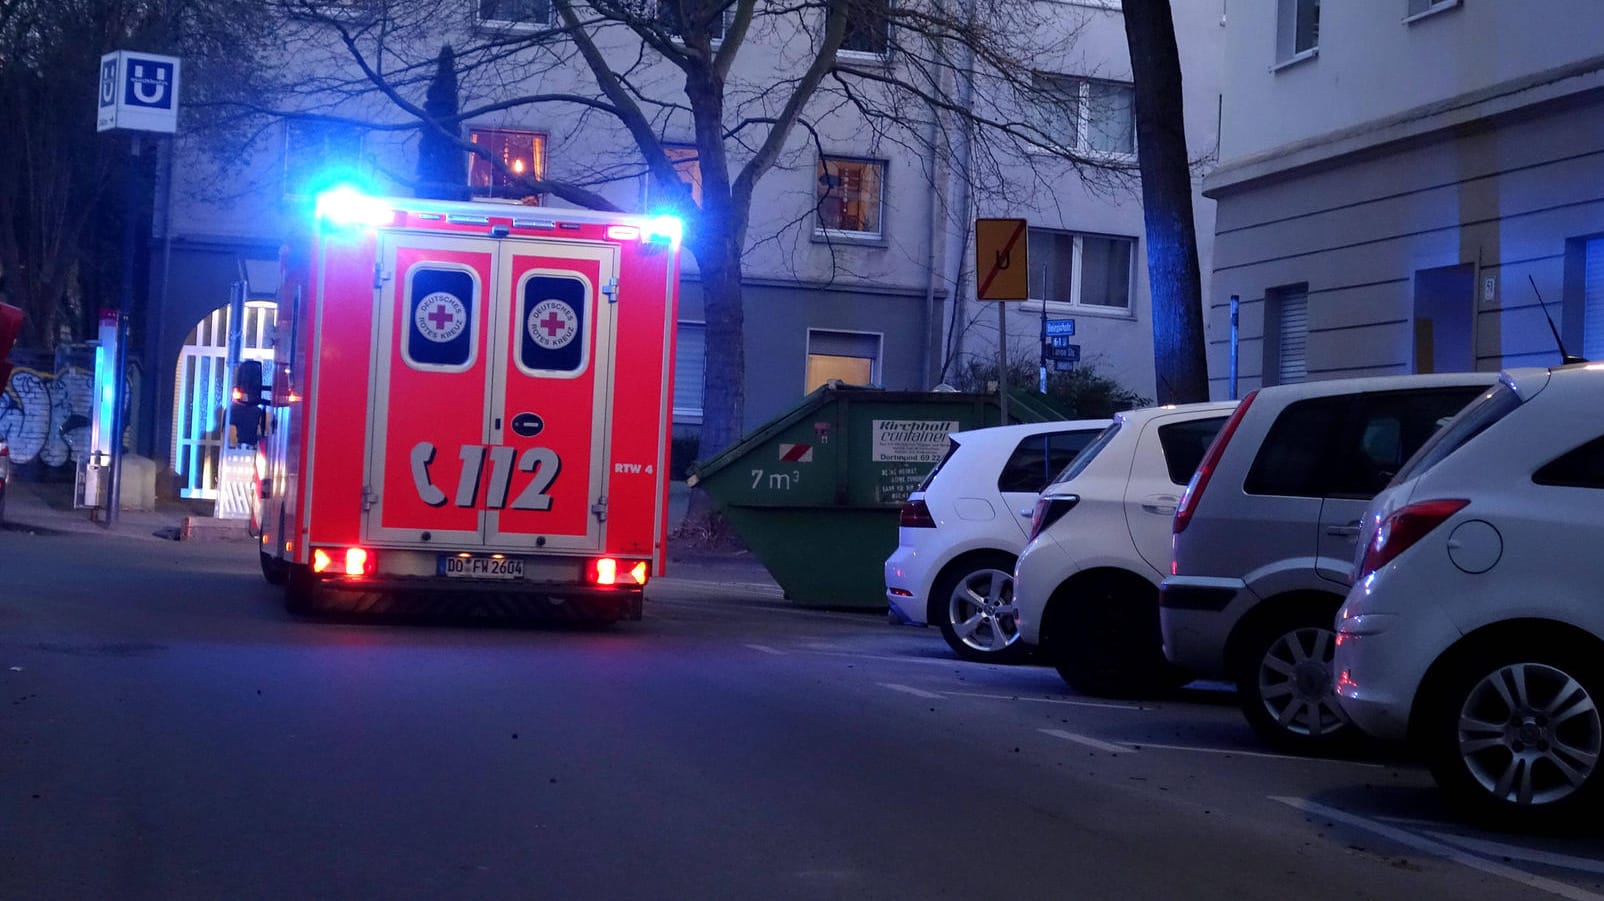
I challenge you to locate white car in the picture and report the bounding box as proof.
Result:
[1014,402,1238,696]
[1335,364,1604,826]
[884,419,1110,663]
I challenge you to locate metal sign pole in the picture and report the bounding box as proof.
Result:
[105,135,139,526]
[1039,281,1047,394]
[1229,294,1240,400]
[998,301,1009,422]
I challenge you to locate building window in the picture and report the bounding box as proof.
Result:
[658,2,729,42]
[1275,0,1319,64]
[478,0,551,28]
[1266,285,1310,385]
[840,0,891,56]
[1032,74,1135,156]
[674,321,706,422]
[468,128,547,201]
[284,120,363,197]
[1583,238,1604,360]
[1026,228,1133,311]
[662,144,704,207]
[816,157,885,238]
[1405,0,1459,22]
[805,329,881,392]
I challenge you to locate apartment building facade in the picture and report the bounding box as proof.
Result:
[1205,0,1604,396]
[145,0,1221,494]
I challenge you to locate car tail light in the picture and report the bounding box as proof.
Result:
[311,547,376,577]
[1356,498,1469,581]
[1174,390,1257,535]
[1029,495,1080,541]
[589,558,649,587]
[899,499,936,528]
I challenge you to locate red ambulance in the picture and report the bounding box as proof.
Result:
[254,188,682,620]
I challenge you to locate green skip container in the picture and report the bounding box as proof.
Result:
[687,383,1048,609]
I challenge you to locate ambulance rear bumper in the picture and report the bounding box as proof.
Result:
[310,576,644,621]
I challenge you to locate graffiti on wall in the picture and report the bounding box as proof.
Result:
[0,356,139,468]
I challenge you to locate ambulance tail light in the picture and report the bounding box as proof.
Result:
[588,557,649,587]
[311,546,376,577]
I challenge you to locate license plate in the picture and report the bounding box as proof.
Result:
[440,555,525,580]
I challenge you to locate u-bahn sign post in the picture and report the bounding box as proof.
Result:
[96,51,180,525]
[975,218,1028,421]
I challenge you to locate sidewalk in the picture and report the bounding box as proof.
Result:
[0,477,783,591]
[0,478,236,542]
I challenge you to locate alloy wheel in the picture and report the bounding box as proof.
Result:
[1256,626,1350,738]
[1457,662,1603,807]
[946,568,1019,655]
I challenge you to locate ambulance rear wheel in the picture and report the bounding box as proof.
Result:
[284,565,321,615]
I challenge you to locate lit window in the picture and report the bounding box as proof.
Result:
[805,330,881,393]
[816,157,885,238]
[663,145,704,207]
[284,120,363,197]
[1032,74,1135,156]
[840,0,891,56]
[1027,228,1133,311]
[1275,0,1319,63]
[478,0,551,28]
[468,128,547,201]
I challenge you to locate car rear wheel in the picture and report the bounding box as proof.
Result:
[1235,608,1353,752]
[1425,641,1604,829]
[934,555,1025,663]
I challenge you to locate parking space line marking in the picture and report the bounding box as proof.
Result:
[1137,742,1387,768]
[745,644,786,655]
[947,691,1145,711]
[1270,797,1604,901]
[882,683,944,700]
[1416,831,1604,876]
[809,650,980,667]
[1040,729,1135,754]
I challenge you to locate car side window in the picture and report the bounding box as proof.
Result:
[1534,434,1604,489]
[1156,416,1229,485]
[1244,397,1349,497]
[997,430,1100,493]
[1324,387,1486,498]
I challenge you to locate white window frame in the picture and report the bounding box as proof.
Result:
[804,328,884,391]
[1023,227,1135,314]
[1030,73,1137,159]
[660,3,734,45]
[1273,0,1320,69]
[1403,0,1459,24]
[837,0,892,61]
[476,0,552,31]
[814,156,887,241]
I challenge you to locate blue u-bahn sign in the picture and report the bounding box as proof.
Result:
[97,51,181,134]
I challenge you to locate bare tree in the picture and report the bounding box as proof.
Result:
[249,0,1148,455]
[1122,0,1207,403]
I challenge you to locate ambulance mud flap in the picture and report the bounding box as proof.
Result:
[299,582,643,623]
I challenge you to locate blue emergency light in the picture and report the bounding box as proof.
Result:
[642,215,683,247]
[314,186,395,228]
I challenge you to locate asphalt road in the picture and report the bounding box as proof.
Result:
[3,527,1603,900]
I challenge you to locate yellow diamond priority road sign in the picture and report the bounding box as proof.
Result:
[975,218,1028,301]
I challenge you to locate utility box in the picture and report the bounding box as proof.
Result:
[688,383,1040,608]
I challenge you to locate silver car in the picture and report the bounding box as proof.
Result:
[1160,373,1495,752]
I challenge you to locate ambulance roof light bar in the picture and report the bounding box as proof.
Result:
[315,186,396,228]
[643,215,682,248]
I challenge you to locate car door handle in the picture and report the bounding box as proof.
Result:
[1326,521,1361,539]
[1019,508,1034,518]
[1140,494,1179,515]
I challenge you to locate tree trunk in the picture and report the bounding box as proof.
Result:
[693,237,746,461]
[1123,0,1209,403]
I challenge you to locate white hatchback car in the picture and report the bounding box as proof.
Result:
[1335,364,1604,826]
[884,419,1110,662]
[1013,402,1238,696]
